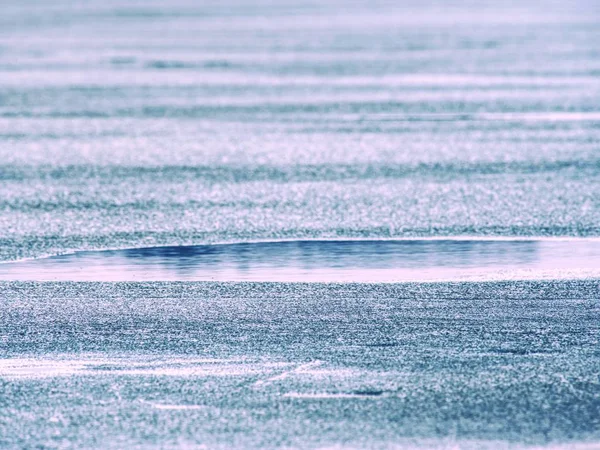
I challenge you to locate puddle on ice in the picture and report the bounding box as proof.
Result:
[1,239,600,282]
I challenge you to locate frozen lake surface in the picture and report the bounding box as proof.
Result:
[2,0,600,448]
[1,0,600,262]
[3,238,600,282]
[1,280,600,449]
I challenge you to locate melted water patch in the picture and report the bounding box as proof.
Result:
[1,239,599,282]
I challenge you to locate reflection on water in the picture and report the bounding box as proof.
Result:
[119,240,539,272]
[1,239,599,282]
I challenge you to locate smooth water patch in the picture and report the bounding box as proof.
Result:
[1,239,600,282]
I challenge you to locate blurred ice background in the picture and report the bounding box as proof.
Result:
[1,0,600,261]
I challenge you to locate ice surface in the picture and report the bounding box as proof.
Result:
[1,0,600,262]
[2,0,600,448]
[1,281,599,449]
